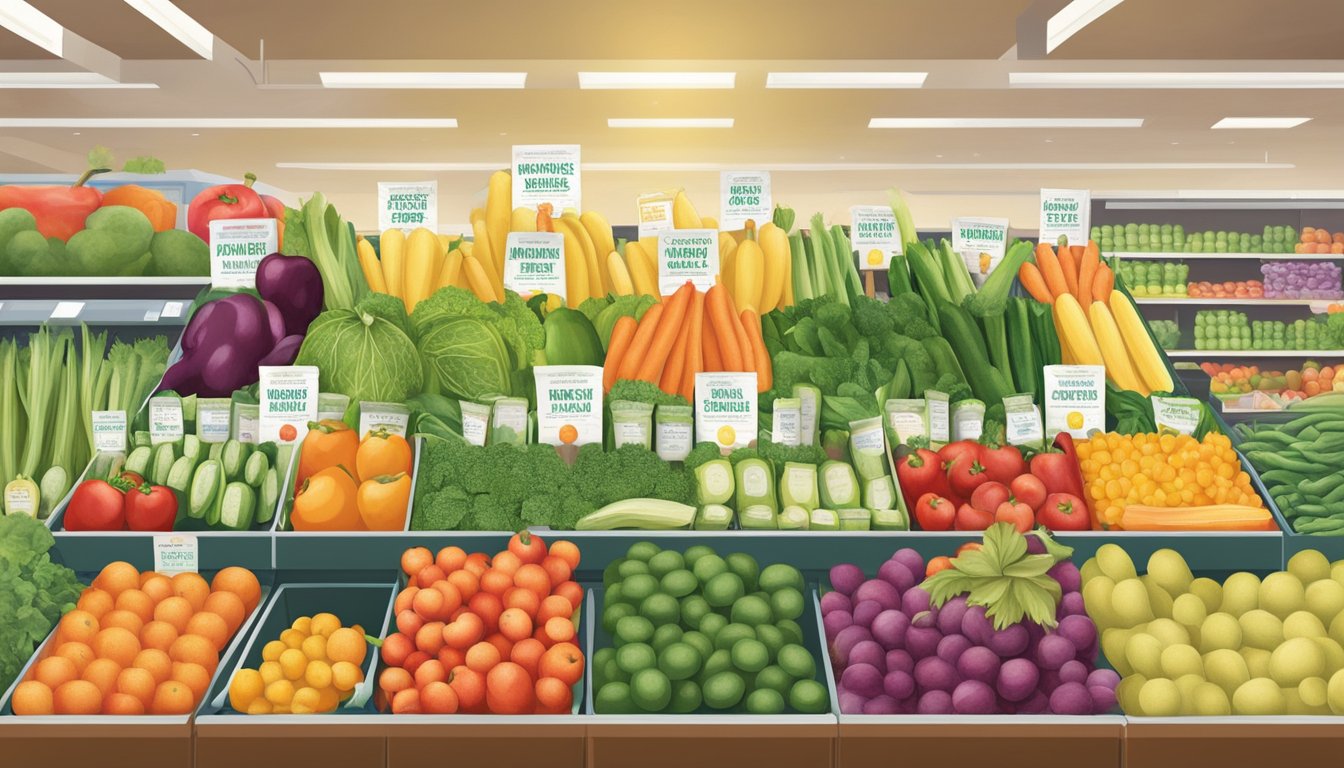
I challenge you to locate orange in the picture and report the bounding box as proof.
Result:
[535,676,572,714]
[80,658,123,697]
[393,586,419,615]
[420,680,459,714]
[152,596,194,633]
[140,620,179,653]
[467,592,503,630]
[170,572,210,612]
[442,612,485,651]
[11,680,54,716]
[133,648,173,684]
[211,567,262,613]
[228,668,264,711]
[202,591,246,635]
[413,659,447,688]
[540,556,571,588]
[492,551,522,575]
[169,634,218,673]
[103,692,145,715]
[446,570,479,601]
[548,540,580,571]
[116,666,156,705]
[54,641,95,673]
[53,679,102,714]
[502,587,540,618]
[57,610,100,645]
[434,546,467,574]
[479,569,512,597]
[512,564,551,601]
[465,641,501,673]
[93,562,141,599]
[485,661,534,714]
[537,595,574,625]
[543,616,575,644]
[92,627,141,668]
[150,680,195,714]
[101,609,145,636]
[75,588,114,619]
[447,665,485,711]
[400,547,433,578]
[139,574,174,604]
[553,582,584,613]
[331,660,362,693]
[114,589,155,623]
[326,627,367,666]
[34,655,79,690]
[509,637,546,680]
[537,643,584,686]
[391,687,420,714]
[171,661,211,701]
[378,666,412,695]
[498,608,533,643]
[185,612,231,651]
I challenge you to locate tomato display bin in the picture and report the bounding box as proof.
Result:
[582,580,838,768]
[194,581,396,768]
[0,568,270,768]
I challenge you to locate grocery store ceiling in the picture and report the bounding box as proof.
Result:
[2,0,1343,228]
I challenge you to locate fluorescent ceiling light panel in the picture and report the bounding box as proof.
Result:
[0,118,456,128]
[319,71,527,89]
[869,117,1142,128]
[1011,71,1344,88]
[277,160,1291,172]
[0,72,157,89]
[608,118,733,128]
[122,0,214,59]
[1212,117,1312,129]
[578,71,735,89]
[1046,0,1125,53]
[0,0,64,55]
[766,71,927,89]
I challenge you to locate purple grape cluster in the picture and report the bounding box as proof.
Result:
[823,546,1120,715]
[1261,262,1343,300]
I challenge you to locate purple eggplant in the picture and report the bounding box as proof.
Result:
[259,334,304,367]
[262,300,287,346]
[255,252,324,336]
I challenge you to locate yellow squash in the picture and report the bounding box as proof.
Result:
[757,222,788,312]
[356,238,387,294]
[402,227,440,312]
[1110,291,1175,393]
[672,190,702,229]
[557,223,590,308]
[624,242,659,298]
[558,215,604,298]
[470,219,506,299]
[378,228,405,302]
[1088,301,1148,394]
[607,251,634,296]
[485,170,511,263]
[733,239,764,312]
[1053,294,1103,366]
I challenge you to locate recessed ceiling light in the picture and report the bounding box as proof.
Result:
[607,118,733,128]
[766,72,926,89]
[869,117,1142,128]
[0,72,157,89]
[123,0,214,60]
[1010,71,1344,88]
[0,117,456,128]
[1212,117,1312,129]
[319,71,527,89]
[1046,0,1125,53]
[0,1,64,56]
[578,72,735,89]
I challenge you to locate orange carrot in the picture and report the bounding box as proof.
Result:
[659,303,694,394]
[702,314,723,371]
[727,292,754,374]
[740,309,772,392]
[536,202,554,233]
[615,303,664,382]
[603,315,638,392]
[1058,246,1079,298]
[1076,240,1100,306]
[679,291,705,402]
[1035,244,1070,299]
[705,285,744,372]
[1018,262,1053,303]
[1092,263,1115,304]
[634,282,695,383]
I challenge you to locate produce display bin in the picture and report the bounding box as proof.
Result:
[194,581,396,768]
[0,569,270,768]
[1123,717,1344,767]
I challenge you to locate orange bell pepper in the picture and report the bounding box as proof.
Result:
[297,420,360,488]
[0,168,110,241]
[355,428,413,480]
[101,184,177,232]
[292,466,362,531]
[356,473,411,531]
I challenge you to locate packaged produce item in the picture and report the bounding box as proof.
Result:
[534,365,604,452]
[1044,365,1105,439]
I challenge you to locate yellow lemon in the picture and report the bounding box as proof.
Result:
[716,425,737,447]
[290,616,312,634]
[300,634,328,662]
[279,648,308,681]
[259,661,283,685]
[331,660,363,693]
[261,640,286,663]
[264,679,295,706]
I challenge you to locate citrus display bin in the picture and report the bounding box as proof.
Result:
[0,569,270,768]
[583,582,838,768]
[194,581,396,768]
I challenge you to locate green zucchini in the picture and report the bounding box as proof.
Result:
[188,459,224,520]
[217,482,257,531]
[693,504,734,531]
[575,499,696,531]
[936,298,1010,405]
[220,440,252,482]
[150,443,177,486]
[125,446,153,478]
[165,456,195,496]
[921,337,967,384]
[1006,297,1039,399]
[243,450,270,487]
[181,435,204,471]
[257,467,279,525]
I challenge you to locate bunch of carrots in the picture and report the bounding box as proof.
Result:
[602,281,773,401]
[1018,239,1113,307]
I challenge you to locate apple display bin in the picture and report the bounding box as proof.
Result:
[0,570,270,768]
[194,582,396,768]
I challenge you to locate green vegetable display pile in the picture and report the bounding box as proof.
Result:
[124,433,280,531]
[0,206,207,277]
[593,541,830,715]
[1093,223,1299,254]
[1236,412,1344,535]
[1117,261,1189,297]
[1148,320,1182,350]
[0,514,83,693]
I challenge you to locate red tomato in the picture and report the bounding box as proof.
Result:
[994,500,1035,533]
[1036,493,1091,532]
[507,531,547,565]
[947,453,989,499]
[1009,474,1048,511]
[64,480,127,531]
[954,503,994,531]
[124,485,178,532]
[914,493,955,532]
[979,444,1026,485]
[969,481,1010,514]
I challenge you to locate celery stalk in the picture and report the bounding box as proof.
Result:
[790,232,815,302]
[18,328,58,478]
[0,340,17,481]
[888,188,919,251]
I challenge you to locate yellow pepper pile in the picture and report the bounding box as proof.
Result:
[1075,432,1260,528]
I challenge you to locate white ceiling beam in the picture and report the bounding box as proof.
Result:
[1016,0,1126,60]
[0,0,120,79]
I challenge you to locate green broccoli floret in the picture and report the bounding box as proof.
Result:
[727,447,761,465]
[887,293,937,339]
[851,295,895,338]
[410,487,471,530]
[786,317,823,355]
[462,495,524,532]
[608,379,689,408]
[577,296,611,325]
[814,301,852,333]
[684,442,724,472]
[756,439,828,468]
[934,373,973,404]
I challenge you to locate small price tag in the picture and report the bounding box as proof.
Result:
[162,302,184,318]
[153,534,198,575]
[209,218,278,289]
[143,309,161,322]
[51,301,84,319]
[657,229,719,294]
[636,190,677,239]
[148,396,185,445]
[720,171,772,231]
[92,410,127,453]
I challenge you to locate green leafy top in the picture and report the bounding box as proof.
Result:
[0,515,85,692]
[923,523,1073,630]
[122,156,166,174]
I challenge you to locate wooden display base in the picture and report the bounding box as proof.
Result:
[837,716,1125,768]
[584,717,839,768]
[193,717,388,768]
[384,717,586,768]
[1125,718,1344,768]
[0,719,192,768]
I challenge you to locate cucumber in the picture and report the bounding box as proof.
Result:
[838,508,872,531]
[132,431,152,449]
[221,440,252,482]
[217,482,257,530]
[188,460,224,520]
[125,446,153,478]
[778,505,810,531]
[872,507,910,531]
[208,442,225,462]
[181,435,204,471]
[166,456,195,496]
[733,459,777,516]
[694,459,735,506]
[257,467,279,525]
[693,504,734,531]
[37,466,70,520]
[574,499,695,530]
[150,443,178,486]
[204,473,228,527]
[243,450,270,487]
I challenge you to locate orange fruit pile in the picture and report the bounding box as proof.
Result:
[11,562,261,716]
[228,612,368,714]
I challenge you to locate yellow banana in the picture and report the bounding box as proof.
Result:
[511,206,537,233]
[580,210,617,276]
[356,238,387,294]
[557,223,590,308]
[734,239,764,312]
[379,228,405,301]
[757,222,788,313]
[781,242,795,308]
[469,207,486,229]
[719,233,738,298]
[485,170,511,266]
[471,219,506,300]
[558,215,604,298]
[403,227,440,312]
[436,249,464,291]
[462,254,498,303]
[431,234,451,288]
[700,216,718,230]
[672,190,702,229]
[624,242,659,298]
[607,251,634,296]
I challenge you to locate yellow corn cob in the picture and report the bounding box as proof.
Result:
[1109,291,1175,393]
[462,254,498,303]
[557,223,590,308]
[511,207,537,233]
[1054,294,1103,366]
[379,228,405,301]
[402,228,440,312]
[470,219,506,300]
[624,242,659,298]
[436,249,464,291]
[757,222,787,312]
[607,251,634,296]
[700,216,718,230]
[485,170,511,265]
[356,238,387,294]
[558,215,604,298]
[719,233,738,298]
[672,190,702,229]
[734,239,764,312]
[1088,300,1149,394]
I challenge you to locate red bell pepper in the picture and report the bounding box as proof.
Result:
[188,172,270,243]
[0,167,110,241]
[895,448,950,510]
[1029,432,1089,503]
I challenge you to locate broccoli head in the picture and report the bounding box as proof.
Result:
[887,293,937,339]
[609,378,689,408]
[814,300,852,333]
[851,295,896,338]
[934,372,973,404]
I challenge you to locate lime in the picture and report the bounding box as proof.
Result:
[593,647,616,671]
[651,624,684,653]
[701,648,733,680]
[683,545,716,568]
[759,563,805,593]
[692,554,729,583]
[730,638,769,673]
[627,541,662,562]
[704,572,746,608]
[681,630,714,661]
[631,668,672,711]
[669,679,702,713]
[770,588,805,622]
[725,553,761,591]
[595,681,636,713]
[730,595,773,627]
[702,671,747,709]
[661,569,698,598]
[622,574,659,603]
[699,612,728,640]
[777,619,804,645]
[603,557,627,587]
[658,642,703,681]
[789,679,829,713]
[601,657,629,685]
[754,625,786,659]
[640,593,681,626]
[777,644,816,679]
[608,582,629,605]
[616,642,657,674]
[602,603,637,634]
[648,550,686,578]
[617,559,650,578]
[615,615,656,645]
[715,623,756,652]
[746,687,786,715]
[680,595,712,628]
[754,664,793,696]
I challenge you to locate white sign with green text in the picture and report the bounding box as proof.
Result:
[209,218,277,289]
[258,366,319,444]
[952,217,1010,286]
[512,145,581,212]
[658,229,719,294]
[377,181,438,232]
[719,171,771,230]
[1039,189,1090,246]
[503,232,567,299]
[849,206,902,271]
[637,190,677,239]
